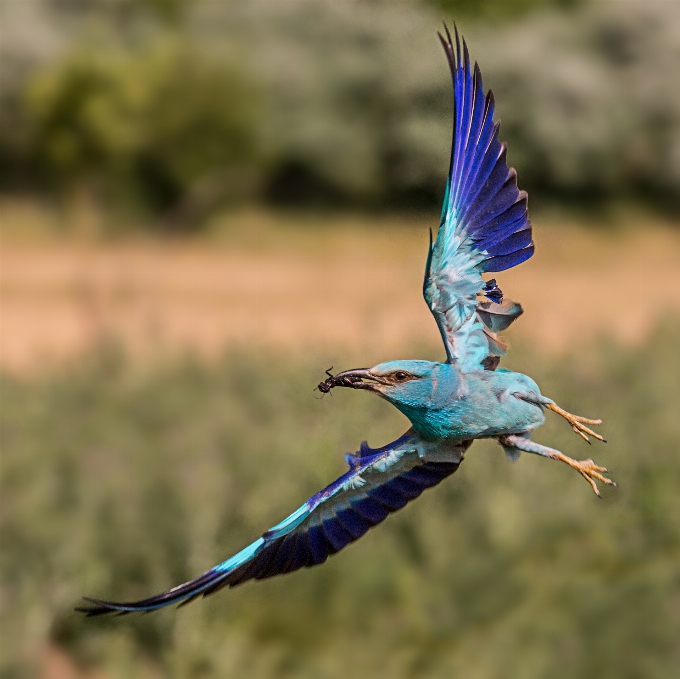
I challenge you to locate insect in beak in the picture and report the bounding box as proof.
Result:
[317,368,387,393]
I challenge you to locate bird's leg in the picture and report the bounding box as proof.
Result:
[497,434,616,497]
[514,392,605,444]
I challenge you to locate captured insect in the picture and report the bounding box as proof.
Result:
[317,368,362,394]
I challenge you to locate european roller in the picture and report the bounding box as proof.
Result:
[78,26,614,616]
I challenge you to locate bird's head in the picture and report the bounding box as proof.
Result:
[319,360,444,410]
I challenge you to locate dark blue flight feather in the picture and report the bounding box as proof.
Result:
[438,25,533,271]
[76,434,467,615]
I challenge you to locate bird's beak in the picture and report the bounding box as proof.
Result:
[318,368,388,393]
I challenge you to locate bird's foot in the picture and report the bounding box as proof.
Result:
[554,453,616,497]
[498,434,616,497]
[546,402,605,444]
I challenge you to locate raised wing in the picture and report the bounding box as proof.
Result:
[77,433,468,615]
[424,25,533,371]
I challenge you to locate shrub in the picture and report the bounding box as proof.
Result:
[22,37,262,219]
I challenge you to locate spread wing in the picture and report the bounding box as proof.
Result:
[77,433,468,615]
[424,25,533,371]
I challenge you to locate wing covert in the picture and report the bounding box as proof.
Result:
[424,25,533,370]
[77,433,468,615]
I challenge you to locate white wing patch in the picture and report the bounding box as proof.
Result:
[427,238,491,371]
[341,475,366,491]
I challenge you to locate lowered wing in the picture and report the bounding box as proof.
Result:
[77,433,468,615]
[424,25,533,371]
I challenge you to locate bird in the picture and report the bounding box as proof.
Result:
[77,25,614,617]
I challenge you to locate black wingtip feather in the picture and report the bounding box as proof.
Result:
[75,597,122,617]
[454,23,461,66]
[438,30,456,75]
[444,21,453,49]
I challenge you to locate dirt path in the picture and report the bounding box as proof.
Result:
[2,208,679,374]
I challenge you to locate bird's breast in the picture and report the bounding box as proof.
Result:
[408,369,545,441]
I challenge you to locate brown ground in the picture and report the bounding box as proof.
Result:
[2,202,680,375]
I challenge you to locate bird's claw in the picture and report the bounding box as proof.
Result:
[569,457,616,497]
[547,403,606,443]
[500,434,616,498]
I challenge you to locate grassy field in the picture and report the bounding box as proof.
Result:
[2,324,680,679]
[2,205,680,677]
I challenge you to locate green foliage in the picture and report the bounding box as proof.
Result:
[2,0,680,219]
[428,0,584,22]
[476,2,680,208]
[2,325,680,678]
[23,37,261,215]
[240,0,680,210]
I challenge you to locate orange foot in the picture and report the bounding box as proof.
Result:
[546,402,606,444]
[557,454,616,497]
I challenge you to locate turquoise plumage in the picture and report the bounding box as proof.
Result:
[77,25,614,616]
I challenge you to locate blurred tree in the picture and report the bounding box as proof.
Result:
[23,37,262,223]
[46,0,188,26]
[478,1,680,209]
[2,0,679,219]
[428,0,585,22]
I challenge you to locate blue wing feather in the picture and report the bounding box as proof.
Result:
[482,245,534,273]
[76,434,466,615]
[485,227,533,257]
[472,200,527,245]
[425,25,533,369]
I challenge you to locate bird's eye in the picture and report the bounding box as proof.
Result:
[394,371,409,381]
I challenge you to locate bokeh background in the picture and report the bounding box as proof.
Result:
[2,1,680,678]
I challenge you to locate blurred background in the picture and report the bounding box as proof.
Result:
[1,1,680,677]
